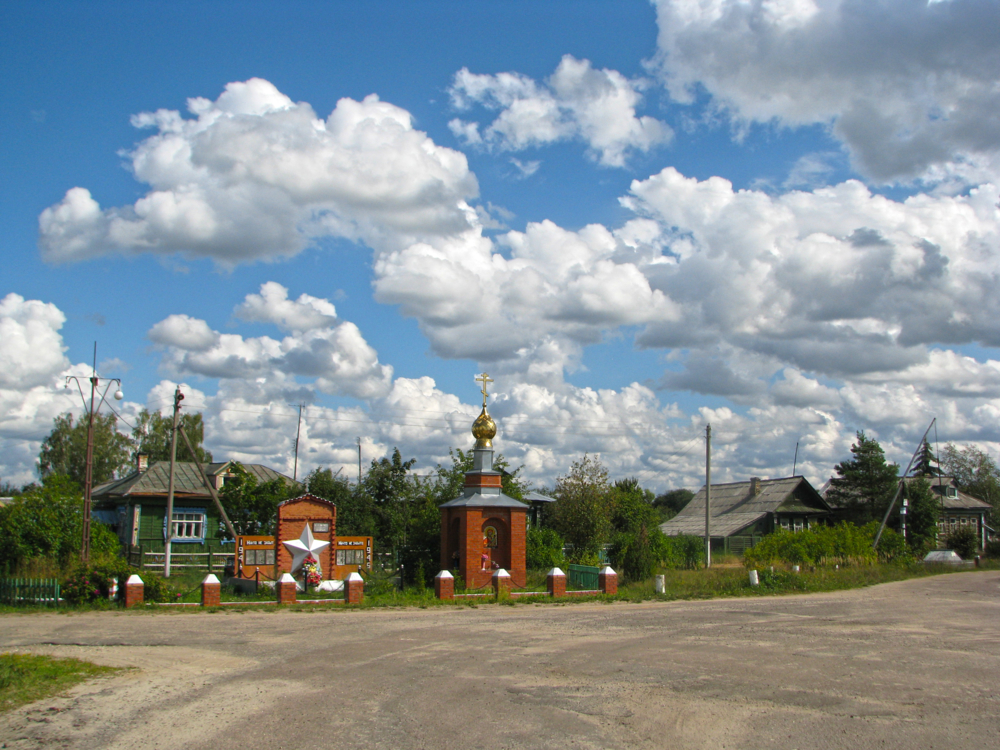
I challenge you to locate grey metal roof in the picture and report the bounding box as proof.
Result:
[92,461,293,500]
[523,491,556,504]
[660,476,828,537]
[439,492,529,509]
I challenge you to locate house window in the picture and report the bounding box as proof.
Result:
[793,519,804,532]
[164,507,207,542]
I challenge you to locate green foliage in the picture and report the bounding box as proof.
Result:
[38,413,133,486]
[61,556,133,604]
[662,534,705,570]
[551,455,612,562]
[945,526,979,559]
[358,448,417,551]
[902,478,941,553]
[912,440,940,477]
[526,527,565,570]
[608,477,665,582]
[826,432,900,524]
[0,476,119,573]
[131,409,212,464]
[219,463,298,537]
[743,522,909,568]
[653,489,694,522]
[984,539,1000,559]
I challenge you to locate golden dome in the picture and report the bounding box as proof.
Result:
[472,406,496,448]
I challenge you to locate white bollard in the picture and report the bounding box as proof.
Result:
[654,575,665,594]
[792,564,800,573]
[748,570,759,586]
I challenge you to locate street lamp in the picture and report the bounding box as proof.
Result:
[65,373,123,564]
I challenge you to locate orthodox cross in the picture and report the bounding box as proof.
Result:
[476,372,493,407]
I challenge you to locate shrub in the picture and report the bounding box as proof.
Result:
[526,527,565,570]
[945,526,979,559]
[984,539,1000,559]
[743,522,910,568]
[659,534,705,570]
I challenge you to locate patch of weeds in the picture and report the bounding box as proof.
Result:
[0,653,120,714]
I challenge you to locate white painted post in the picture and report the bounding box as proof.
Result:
[748,570,759,586]
[654,575,665,594]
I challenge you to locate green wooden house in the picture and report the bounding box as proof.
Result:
[659,476,832,554]
[91,455,294,557]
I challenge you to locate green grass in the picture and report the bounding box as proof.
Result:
[0,653,120,713]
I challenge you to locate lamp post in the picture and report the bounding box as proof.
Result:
[65,372,123,564]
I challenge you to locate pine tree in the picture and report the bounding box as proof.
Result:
[826,431,900,524]
[911,440,940,477]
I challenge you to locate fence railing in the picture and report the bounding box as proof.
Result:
[0,578,61,606]
[567,564,600,590]
[138,552,235,572]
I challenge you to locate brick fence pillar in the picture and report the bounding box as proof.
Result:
[124,574,144,608]
[345,572,364,604]
[492,568,511,597]
[546,567,566,598]
[598,566,618,595]
[434,570,454,600]
[276,573,297,604]
[201,573,221,607]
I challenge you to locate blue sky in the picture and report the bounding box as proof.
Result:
[2,0,999,491]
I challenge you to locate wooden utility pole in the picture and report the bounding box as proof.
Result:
[705,423,712,569]
[177,426,237,542]
[292,403,303,482]
[164,386,183,577]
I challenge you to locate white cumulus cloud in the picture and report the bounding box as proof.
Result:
[449,55,672,167]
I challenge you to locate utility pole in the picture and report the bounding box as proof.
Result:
[357,437,362,484]
[292,403,303,482]
[792,441,799,476]
[705,423,712,569]
[65,343,122,564]
[164,386,183,578]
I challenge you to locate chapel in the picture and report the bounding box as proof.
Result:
[439,374,529,588]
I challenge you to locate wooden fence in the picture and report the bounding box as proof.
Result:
[0,578,60,606]
[131,551,235,572]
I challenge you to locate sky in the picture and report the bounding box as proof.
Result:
[2,0,999,493]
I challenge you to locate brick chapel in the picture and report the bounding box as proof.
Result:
[439,374,528,588]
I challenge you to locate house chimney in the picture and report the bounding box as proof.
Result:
[137,453,149,473]
[749,477,761,495]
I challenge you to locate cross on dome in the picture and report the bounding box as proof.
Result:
[476,372,493,407]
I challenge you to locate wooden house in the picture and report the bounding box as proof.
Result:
[659,476,832,553]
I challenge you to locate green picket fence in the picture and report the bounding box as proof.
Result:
[0,578,61,606]
[567,564,599,590]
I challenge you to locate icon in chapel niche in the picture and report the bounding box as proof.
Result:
[483,525,498,548]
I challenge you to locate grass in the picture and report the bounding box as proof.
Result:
[0,653,120,713]
[2,559,995,614]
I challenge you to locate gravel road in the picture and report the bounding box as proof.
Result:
[1,571,998,750]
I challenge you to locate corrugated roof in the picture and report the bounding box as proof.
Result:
[660,476,828,537]
[93,461,293,499]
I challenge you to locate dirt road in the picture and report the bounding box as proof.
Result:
[1,571,998,750]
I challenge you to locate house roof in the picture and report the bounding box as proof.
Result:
[92,461,293,501]
[439,492,528,509]
[904,477,992,511]
[523,491,556,504]
[659,476,829,537]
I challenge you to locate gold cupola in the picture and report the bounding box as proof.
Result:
[472,373,497,448]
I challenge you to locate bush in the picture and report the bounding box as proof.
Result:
[743,522,910,568]
[61,557,133,604]
[984,539,1000,559]
[945,526,979,559]
[526,527,565,570]
[660,534,705,570]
